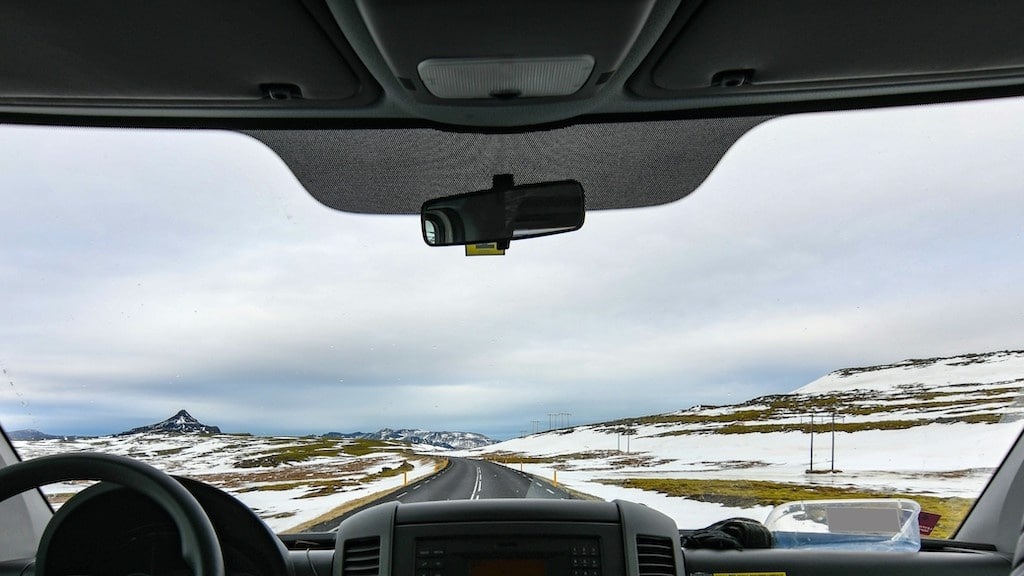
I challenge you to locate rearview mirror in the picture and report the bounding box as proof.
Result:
[421,176,584,247]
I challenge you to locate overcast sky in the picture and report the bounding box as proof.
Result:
[2,97,1024,439]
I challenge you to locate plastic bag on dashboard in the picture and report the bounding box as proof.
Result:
[681,517,774,550]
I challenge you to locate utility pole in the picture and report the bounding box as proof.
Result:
[531,420,540,434]
[559,412,570,428]
[829,412,835,472]
[829,411,845,472]
[548,413,556,431]
[520,430,528,439]
[806,414,817,472]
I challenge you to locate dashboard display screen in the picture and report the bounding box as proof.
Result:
[402,527,613,576]
[469,558,546,576]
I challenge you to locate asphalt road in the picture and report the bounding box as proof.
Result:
[308,457,575,531]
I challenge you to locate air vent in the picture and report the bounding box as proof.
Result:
[341,537,381,576]
[635,535,676,576]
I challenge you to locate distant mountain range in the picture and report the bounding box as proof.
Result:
[8,411,494,449]
[5,429,89,441]
[119,409,221,435]
[323,428,496,450]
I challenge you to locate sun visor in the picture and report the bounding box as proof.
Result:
[631,0,1024,99]
[244,115,771,215]
[0,0,379,105]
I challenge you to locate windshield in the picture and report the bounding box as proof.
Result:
[2,97,1023,537]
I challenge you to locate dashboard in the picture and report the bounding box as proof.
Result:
[2,473,1012,576]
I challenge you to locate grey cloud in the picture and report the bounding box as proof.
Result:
[3,99,1024,438]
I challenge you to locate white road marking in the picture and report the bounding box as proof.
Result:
[546,488,555,495]
[413,485,421,490]
[396,492,408,499]
[469,466,483,500]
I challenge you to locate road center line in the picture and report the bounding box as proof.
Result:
[469,466,483,500]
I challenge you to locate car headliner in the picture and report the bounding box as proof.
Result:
[2,1,1024,214]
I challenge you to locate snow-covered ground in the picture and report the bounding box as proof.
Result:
[13,433,441,532]
[459,351,1024,528]
[471,420,1022,528]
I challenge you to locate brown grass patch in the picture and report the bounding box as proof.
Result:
[190,457,384,489]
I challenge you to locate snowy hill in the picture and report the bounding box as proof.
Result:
[589,350,1024,436]
[119,409,222,435]
[323,428,495,450]
[796,350,1024,394]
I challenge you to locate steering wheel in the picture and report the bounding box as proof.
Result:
[0,452,225,576]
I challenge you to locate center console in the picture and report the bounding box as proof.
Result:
[333,499,681,576]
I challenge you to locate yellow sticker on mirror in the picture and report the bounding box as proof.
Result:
[466,243,506,256]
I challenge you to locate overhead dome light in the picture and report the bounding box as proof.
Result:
[417,56,595,99]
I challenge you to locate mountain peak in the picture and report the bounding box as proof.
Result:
[120,410,221,435]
